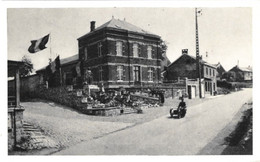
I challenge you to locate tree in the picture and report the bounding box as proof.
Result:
[20,55,34,77]
[159,39,168,59]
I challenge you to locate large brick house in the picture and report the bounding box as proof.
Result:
[77,18,163,89]
[164,49,217,96]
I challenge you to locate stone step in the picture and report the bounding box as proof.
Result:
[23,125,35,129]
[23,128,40,131]
[30,136,46,139]
[23,122,33,126]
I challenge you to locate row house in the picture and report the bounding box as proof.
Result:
[78,18,163,89]
[164,49,217,97]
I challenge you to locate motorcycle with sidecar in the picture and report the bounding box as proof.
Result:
[169,105,187,119]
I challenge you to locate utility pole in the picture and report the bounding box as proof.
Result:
[195,8,202,98]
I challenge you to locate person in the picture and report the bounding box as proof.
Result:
[177,97,186,112]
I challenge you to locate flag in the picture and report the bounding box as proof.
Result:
[197,9,202,16]
[28,34,49,53]
[50,56,60,73]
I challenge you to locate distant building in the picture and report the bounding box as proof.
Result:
[164,49,217,96]
[213,62,226,80]
[37,54,80,87]
[77,18,163,89]
[227,65,253,82]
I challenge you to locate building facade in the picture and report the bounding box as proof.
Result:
[227,65,253,82]
[165,49,217,96]
[77,18,163,89]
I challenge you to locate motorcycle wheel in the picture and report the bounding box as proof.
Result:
[169,109,174,118]
[178,112,181,119]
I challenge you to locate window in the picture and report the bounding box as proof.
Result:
[98,42,102,57]
[116,42,123,56]
[213,70,215,76]
[209,69,212,76]
[148,67,153,82]
[117,65,124,81]
[84,47,88,60]
[205,82,208,92]
[147,46,152,59]
[206,67,208,76]
[99,66,103,81]
[133,66,141,82]
[133,43,138,57]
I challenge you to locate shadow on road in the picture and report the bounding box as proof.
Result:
[167,116,181,119]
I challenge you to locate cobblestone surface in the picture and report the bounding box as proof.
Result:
[22,101,134,149]
[20,97,209,154]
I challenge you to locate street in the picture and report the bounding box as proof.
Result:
[54,88,252,155]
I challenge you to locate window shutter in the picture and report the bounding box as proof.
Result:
[122,43,125,56]
[123,66,126,80]
[138,45,141,57]
[116,66,119,80]
[152,47,155,59]
[153,67,156,81]
[115,42,118,55]
[133,67,135,81]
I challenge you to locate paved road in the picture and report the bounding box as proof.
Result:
[55,89,252,155]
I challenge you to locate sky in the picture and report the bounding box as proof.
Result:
[7,7,252,72]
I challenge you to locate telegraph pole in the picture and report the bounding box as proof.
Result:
[195,8,202,98]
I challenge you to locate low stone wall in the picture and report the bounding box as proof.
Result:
[34,87,85,111]
[83,107,122,116]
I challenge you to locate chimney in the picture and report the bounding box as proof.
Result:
[90,21,96,32]
[182,49,188,55]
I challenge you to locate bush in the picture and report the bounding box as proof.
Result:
[217,80,232,90]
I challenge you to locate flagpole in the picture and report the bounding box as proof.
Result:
[49,32,52,62]
[59,54,62,86]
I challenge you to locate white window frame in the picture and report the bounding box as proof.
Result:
[116,41,123,56]
[133,66,141,82]
[117,65,124,81]
[133,43,138,57]
[147,46,152,59]
[148,67,153,82]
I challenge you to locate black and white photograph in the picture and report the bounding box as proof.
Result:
[2,1,259,160]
